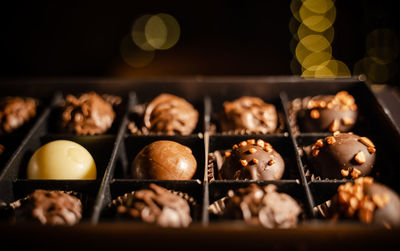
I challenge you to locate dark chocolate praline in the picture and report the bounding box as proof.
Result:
[328,177,400,228]
[220,139,284,180]
[310,132,376,179]
[131,140,197,180]
[296,91,358,132]
[220,96,278,134]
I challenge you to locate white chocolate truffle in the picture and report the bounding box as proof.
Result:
[27,140,96,180]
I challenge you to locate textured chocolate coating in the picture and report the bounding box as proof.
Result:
[143,93,198,135]
[223,184,301,228]
[60,92,117,135]
[220,96,278,134]
[311,132,376,179]
[111,184,192,228]
[220,139,284,180]
[292,91,358,133]
[328,177,400,228]
[132,140,197,180]
[0,97,37,134]
[10,189,82,226]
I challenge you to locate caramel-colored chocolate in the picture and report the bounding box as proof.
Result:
[220,139,284,180]
[0,97,37,134]
[131,140,197,180]
[220,96,278,134]
[143,94,198,135]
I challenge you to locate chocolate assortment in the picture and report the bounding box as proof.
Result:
[0,77,400,238]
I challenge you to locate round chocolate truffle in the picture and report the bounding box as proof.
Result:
[143,93,198,135]
[222,184,302,228]
[296,91,358,132]
[10,189,82,226]
[131,140,197,180]
[220,96,278,134]
[220,139,284,180]
[328,177,400,228]
[60,92,117,135]
[0,96,37,134]
[111,183,192,228]
[310,132,376,179]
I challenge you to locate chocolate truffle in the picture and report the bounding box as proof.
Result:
[220,96,278,134]
[60,92,117,135]
[27,140,97,180]
[111,183,192,228]
[0,96,37,134]
[0,144,4,155]
[293,91,358,133]
[10,189,82,226]
[220,139,284,180]
[328,177,400,228]
[310,132,376,179]
[222,184,302,228]
[143,93,198,135]
[132,140,197,180]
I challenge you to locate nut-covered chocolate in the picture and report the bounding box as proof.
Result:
[328,177,400,228]
[143,93,198,135]
[111,183,192,228]
[310,132,376,179]
[60,92,118,135]
[9,189,82,226]
[0,96,37,134]
[220,139,284,180]
[222,184,302,228]
[220,96,278,134]
[131,140,197,180]
[292,91,358,133]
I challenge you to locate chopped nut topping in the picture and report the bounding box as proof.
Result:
[326,136,336,145]
[315,139,324,148]
[232,144,238,150]
[342,117,354,125]
[239,141,247,147]
[268,159,275,166]
[327,102,334,109]
[329,119,340,132]
[372,194,390,208]
[318,101,326,108]
[247,139,256,145]
[359,137,375,148]
[333,131,340,136]
[240,160,248,167]
[311,149,319,157]
[224,151,231,157]
[248,148,257,154]
[264,144,272,153]
[358,209,373,223]
[310,109,320,119]
[368,147,376,154]
[354,151,366,164]
[256,139,265,148]
[252,158,259,164]
[341,169,349,177]
[349,196,359,210]
[351,168,362,179]
[351,104,358,111]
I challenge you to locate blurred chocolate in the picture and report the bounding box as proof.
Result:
[222,184,302,228]
[111,183,192,228]
[141,93,198,135]
[220,96,278,134]
[0,96,37,134]
[327,177,400,228]
[9,189,82,226]
[132,140,197,180]
[59,92,119,135]
[310,132,376,179]
[289,91,357,133]
[220,139,284,180]
[0,143,4,155]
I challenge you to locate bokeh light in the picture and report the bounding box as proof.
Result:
[120,35,155,68]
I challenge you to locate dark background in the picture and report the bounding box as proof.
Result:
[0,0,398,85]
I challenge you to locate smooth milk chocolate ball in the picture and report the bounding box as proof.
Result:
[143,94,199,135]
[220,96,278,134]
[27,140,96,180]
[329,177,400,227]
[131,140,197,180]
[220,139,284,180]
[297,91,358,132]
[310,132,376,179]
